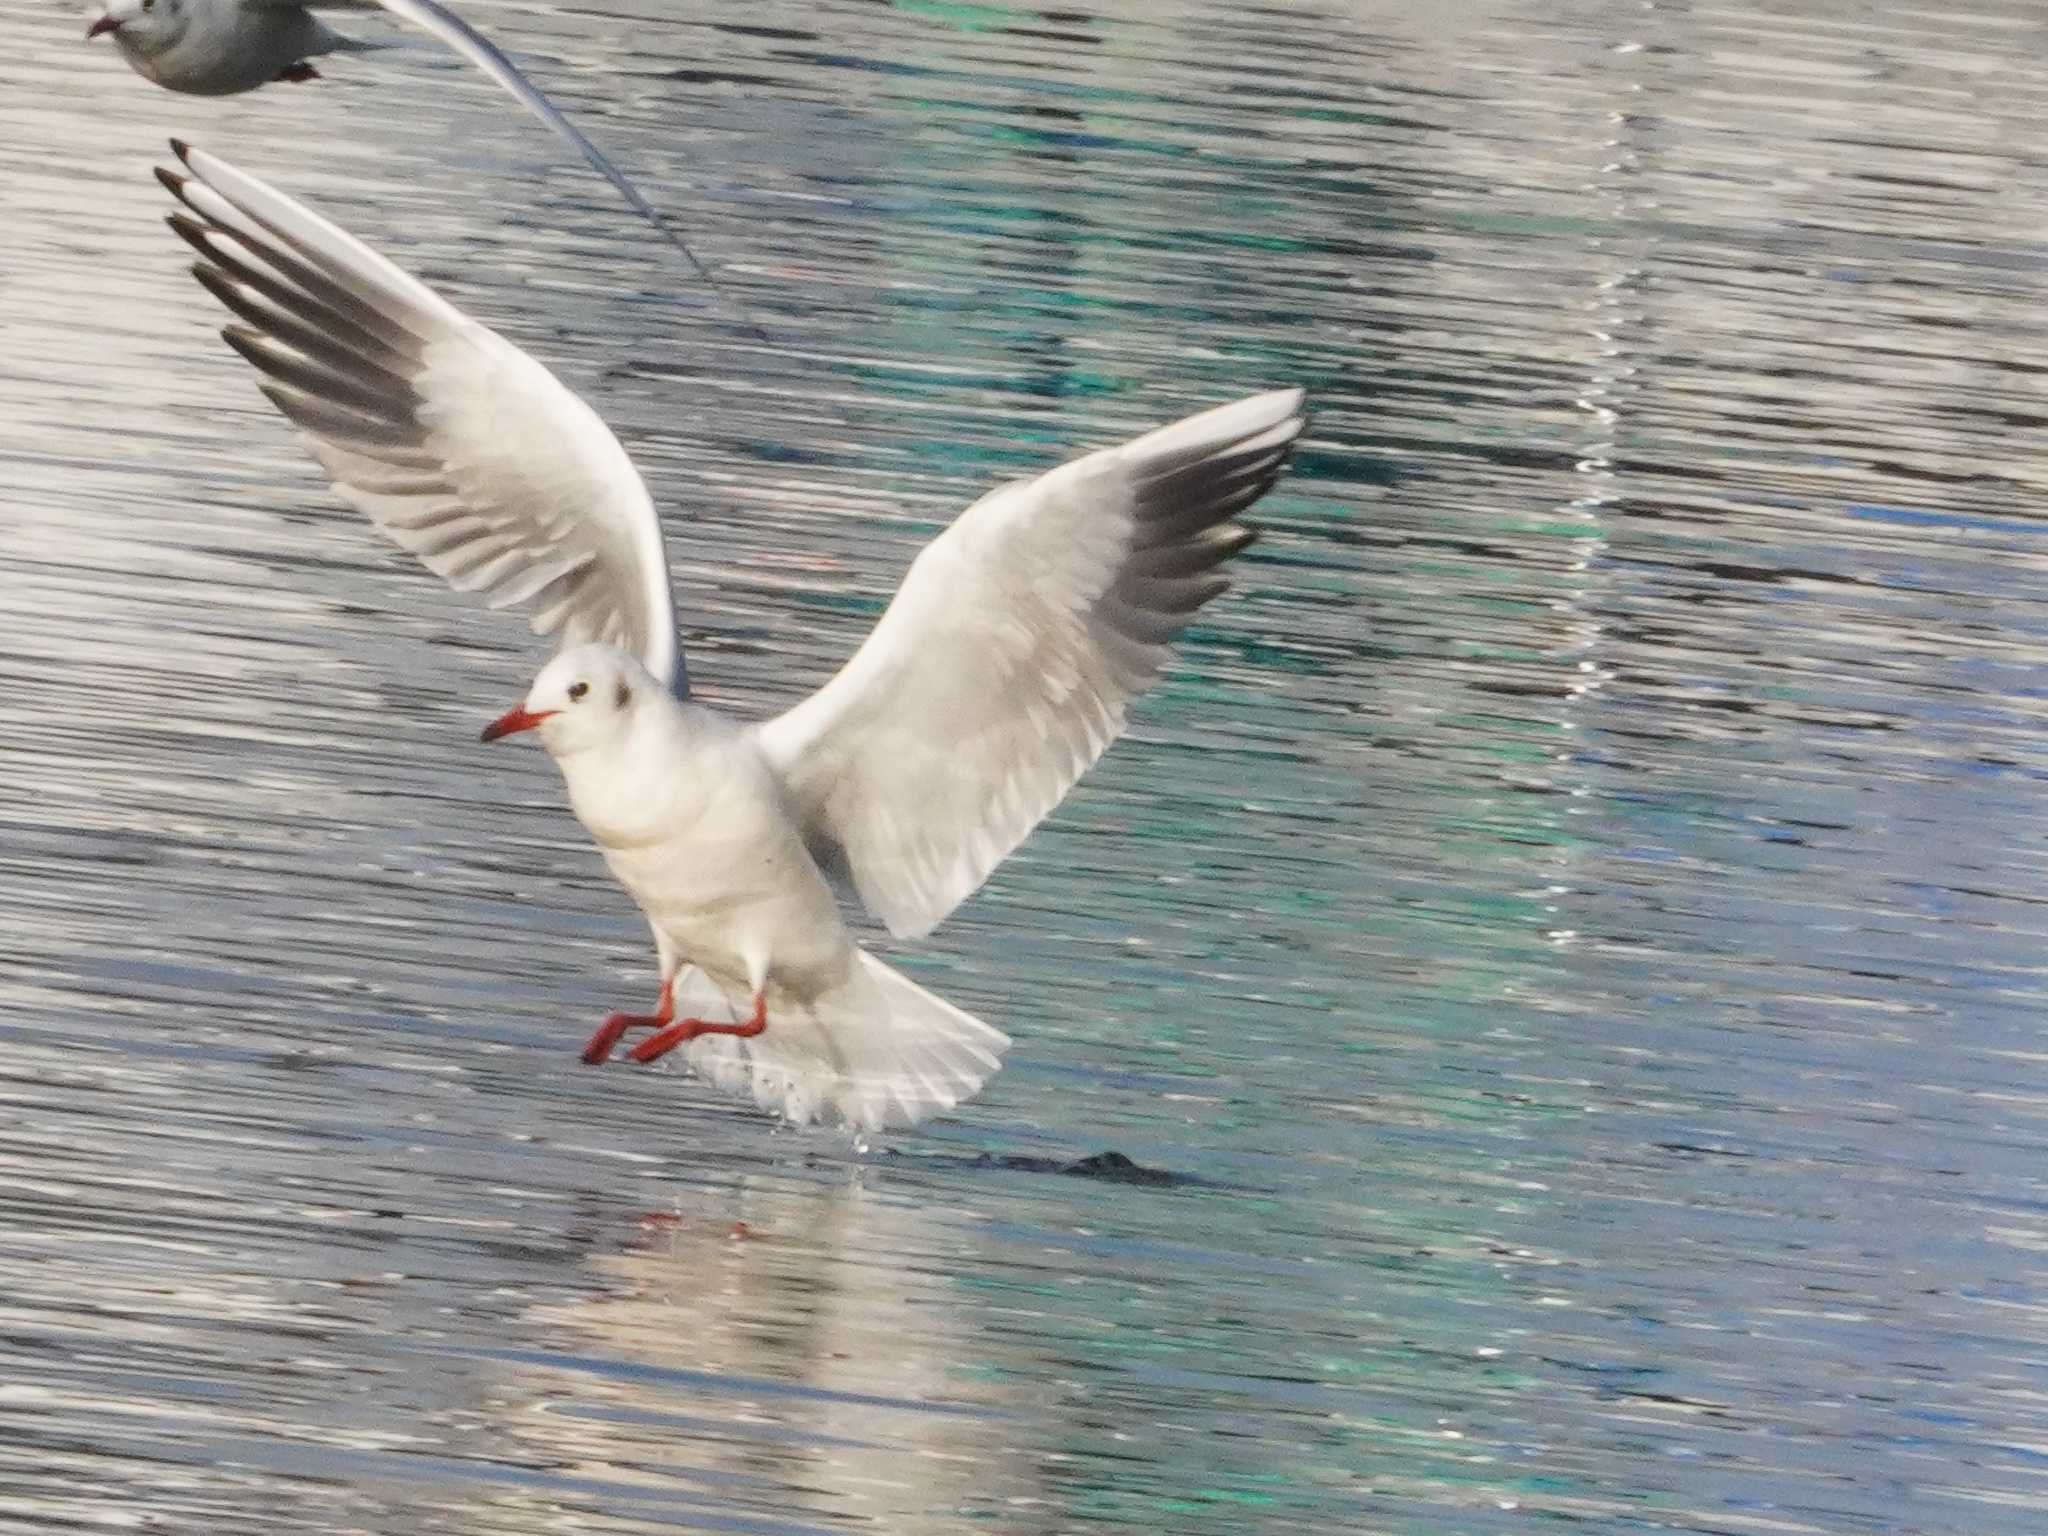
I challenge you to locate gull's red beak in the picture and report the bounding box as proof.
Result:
[481,705,554,743]
[87,15,121,38]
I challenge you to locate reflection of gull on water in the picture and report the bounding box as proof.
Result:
[499,1175,1043,1532]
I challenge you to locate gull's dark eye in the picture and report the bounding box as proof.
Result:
[141,0,155,11]
[567,681,589,703]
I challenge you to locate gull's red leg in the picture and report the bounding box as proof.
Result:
[627,993,768,1066]
[581,976,676,1065]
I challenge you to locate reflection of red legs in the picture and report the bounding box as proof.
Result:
[627,993,768,1066]
[580,976,676,1065]
[276,62,320,83]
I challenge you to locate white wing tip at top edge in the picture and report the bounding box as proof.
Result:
[1119,386,1310,467]
[164,138,468,335]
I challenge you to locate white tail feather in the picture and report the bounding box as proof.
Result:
[672,955,1009,1132]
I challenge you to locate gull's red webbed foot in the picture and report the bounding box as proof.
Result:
[627,993,768,1065]
[276,62,320,83]
[581,976,676,1065]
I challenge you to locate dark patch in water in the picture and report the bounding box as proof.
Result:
[974,1149,1191,1186]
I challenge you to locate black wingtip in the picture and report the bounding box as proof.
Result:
[168,136,193,163]
[190,261,239,309]
[153,165,189,200]
[219,324,267,369]
[165,213,210,255]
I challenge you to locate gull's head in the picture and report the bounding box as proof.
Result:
[87,0,184,49]
[481,644,651,759]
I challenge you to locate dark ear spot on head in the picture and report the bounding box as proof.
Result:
[615,679,632,709]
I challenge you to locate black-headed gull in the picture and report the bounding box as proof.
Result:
[89,0,722,289]
[154,141,1306,1132]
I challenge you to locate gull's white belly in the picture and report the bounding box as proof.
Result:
[600,817,854,1004]
[554,702,858,1007]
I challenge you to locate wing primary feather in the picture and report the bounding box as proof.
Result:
[257,381,436,461]
[1143,483,1277,540]
[1131,419,1302,489]
[191,261,410,387]
[221,326,414,422]
[1135,459,1297,523]
[1126,526,1258,578]
[1116,572,1233,619]
[1095,599,1186,647]
[172,142,463,342]
[1137,453,1289,510]
[169,212,428,360]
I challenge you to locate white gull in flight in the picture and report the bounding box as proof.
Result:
[154,141,1306,1131]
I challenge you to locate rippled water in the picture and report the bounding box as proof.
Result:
[5,0,2048,1530]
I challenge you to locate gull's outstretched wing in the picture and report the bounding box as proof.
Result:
[279,0,729,302]
[756,389,1305,939]
[157,140,683,690]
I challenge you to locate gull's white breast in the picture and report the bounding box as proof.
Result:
[559,708,854,1003]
